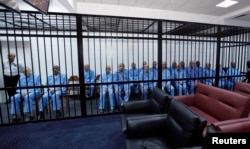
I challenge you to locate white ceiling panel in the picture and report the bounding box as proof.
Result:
[149,0,169,9]
[134,0,155,8]
[78,0,250,22]
[84,0,102,3]
[102,0,118,5]
[118,0,136,6]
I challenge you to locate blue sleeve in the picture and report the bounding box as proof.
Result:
[113,73,118,88]
[16,77,22,93]
[62,74,67,93]
[35,75,41,95]
[91,70,95,83]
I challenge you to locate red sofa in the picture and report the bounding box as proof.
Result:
[174,83,250,132]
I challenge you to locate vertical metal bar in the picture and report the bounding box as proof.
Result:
[157,20,162,89]
[215,26,221,87]
[76,15,85,117]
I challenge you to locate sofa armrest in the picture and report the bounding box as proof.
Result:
[126,114,167,138]
[174,95,195,106]
[123,100,151,114]
[211,118,250,133]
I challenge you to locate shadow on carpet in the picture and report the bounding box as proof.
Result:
[0,114,126,149]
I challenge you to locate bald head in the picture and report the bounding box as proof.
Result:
[106,65,111,73]
[23,67,32,76]
[53,65,60,75]
[84,64,90,71]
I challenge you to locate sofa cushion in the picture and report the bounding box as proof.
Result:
[126,137,171,149]
[121,87,171,134]
[188,106,218,125]
[151,87,170,113]
[212,118,250,132]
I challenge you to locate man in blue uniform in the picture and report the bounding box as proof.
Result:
[129,62,140,98]
[84,64,96,98]
[150,61,158,87]
[218,64,228,89]
[172,63,187,96]
[195,61,204,83]
[11,67,41,122]
[186,61,197,94]
[39,65,67,119]
[226,61,241,91]
[139,64,153,100]
[114,63,130,107]
[162,63,175,96]
[99,65,114,113]
[203,63,215,86]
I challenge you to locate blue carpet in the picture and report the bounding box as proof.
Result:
[0,114,126,149]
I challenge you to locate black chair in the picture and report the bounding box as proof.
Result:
[121,87,171,133]
[124,99,207,149]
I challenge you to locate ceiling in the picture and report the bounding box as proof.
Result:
[0,0,250,38]
[77,0,250,21]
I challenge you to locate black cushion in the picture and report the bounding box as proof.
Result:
[151,87,170,113]
[121,87,171,134]
[126,137,171,149]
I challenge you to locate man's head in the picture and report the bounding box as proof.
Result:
[53,65,60,75]
[84,64,90,71]
[231,62,236,68]
[205,63,211,69]
[196,61,200,67]
[189,61,195,68]
[180,61,185,68]
[144,64,149,72]
[8,52,15,63]
[162,62,167,69]
[106,65,111,73]
[131,62,136,68]
[118,63,125,72]
[162,61,167,67]
[176,63,181,71]
[23,67,32,76]
[152,61,157,68]
[172,61,177,68]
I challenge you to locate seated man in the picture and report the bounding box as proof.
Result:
[203,62,215,86]
[162,63,175,96]
[226,61,241,91]
[129,62,140,98]
[114,63,130,107]
[99,65,114,113]
[186,61,197,94]
[150,61,158,87]
[83,64,95,98]
[10,67,41,122]
[139,64,154,100]
[218,64,229,89]
[172,63,187,96]
[39,65,67,119]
